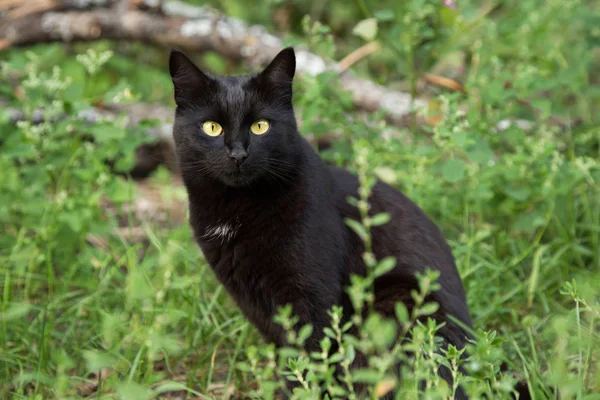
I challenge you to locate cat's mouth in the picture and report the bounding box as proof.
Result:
[223,164,254,187]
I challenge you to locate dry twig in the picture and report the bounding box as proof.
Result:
[338,41,380,73]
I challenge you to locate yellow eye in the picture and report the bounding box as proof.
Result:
[250,119,270,135]
[202,121,223,137]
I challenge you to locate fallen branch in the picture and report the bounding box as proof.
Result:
[0,0,424,126]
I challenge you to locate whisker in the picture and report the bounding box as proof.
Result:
[264,157,298,168]
[261,165,300,189]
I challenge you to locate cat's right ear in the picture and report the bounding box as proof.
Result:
[169,50,212,105]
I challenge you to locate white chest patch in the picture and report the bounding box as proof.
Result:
[202,222,237,243]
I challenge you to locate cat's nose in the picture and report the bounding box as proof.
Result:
[228,146,248,166]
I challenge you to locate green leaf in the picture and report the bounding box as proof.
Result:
[346,344,356,363]
[371,213,391,227]
[442,158,466,183]
[342,321,353,332]
[467,139,494,164]
[152,382,188,395]
[320,336,332,353]
[374,256,396,277]
[298,324,313,343]
[375,167,397,184]
[531,99,552,119]
[416,302,439,317]
[114,152,137,172]
[278,347,300,359]
[439,6,459,26]
[452,132,470,148]
[352,18,378,41]
[374,9,395,21]
[352,368,383,383]
[237,362,251,372]
[88,123,125,143]
[1,302,31,322]
[445,345,459,358]
[365,314,397,350]
[345,218,368,240]
[83,350,117,373]
[57,212,83,233]
[504,186,531,202]
[512,210,546,233]
[101,313,121,348]
[395,302,409,325]
[375,379,397,397]
[328,386,348,396]
[116,382,151,400]
[323,327,336,339]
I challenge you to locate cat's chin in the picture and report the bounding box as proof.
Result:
[219,171,256,188]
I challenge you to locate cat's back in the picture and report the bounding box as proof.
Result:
[329,165,457,270]
[329,165,472,338]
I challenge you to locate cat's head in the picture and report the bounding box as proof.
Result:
[169,47,301,188]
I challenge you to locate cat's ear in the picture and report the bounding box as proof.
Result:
[169,50,213,105]
[260,47,296,89]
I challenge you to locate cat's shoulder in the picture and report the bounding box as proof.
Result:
[327,165,414,209]
[328,165,358,190]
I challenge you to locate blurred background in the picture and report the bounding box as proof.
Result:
[1,0,599,399]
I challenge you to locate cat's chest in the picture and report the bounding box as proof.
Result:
[200,220,241,243]
[196,218,300,327]
[194,211,295,274]
[188,192,305,303]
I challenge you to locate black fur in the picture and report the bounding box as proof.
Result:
[169,48,473,397]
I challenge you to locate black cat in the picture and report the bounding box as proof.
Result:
[169,47,473,398]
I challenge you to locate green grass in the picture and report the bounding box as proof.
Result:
[1,0,599,398]
[1,180,254,399]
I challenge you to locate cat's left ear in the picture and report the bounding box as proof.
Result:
[169,50,214,106]
[260,47,296,88]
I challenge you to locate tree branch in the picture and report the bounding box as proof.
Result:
[0,0,425,126]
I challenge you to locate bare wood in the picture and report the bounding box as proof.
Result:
[422,72,465,93]
[6,0,57,19]
[0,0,425,125]
[338,41,380,73]
[0,38,11,50]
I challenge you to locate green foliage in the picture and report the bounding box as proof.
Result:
[0,50,143,292]
[0,51,245,399]
[0,0,599,398]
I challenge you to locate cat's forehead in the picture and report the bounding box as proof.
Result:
[214,75,255,107]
